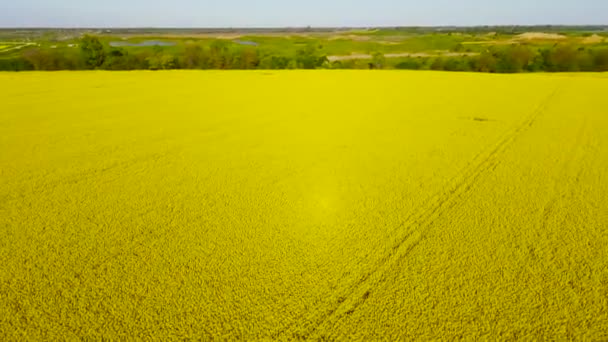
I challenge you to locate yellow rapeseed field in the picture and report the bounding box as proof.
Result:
[1,71,607,340]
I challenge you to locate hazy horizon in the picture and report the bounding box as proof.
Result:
[1,0,607,28]
[1,24,607,29]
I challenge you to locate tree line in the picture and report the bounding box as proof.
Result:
[0,36,328,71]
[391,44,608,73]
[1,35,607,72]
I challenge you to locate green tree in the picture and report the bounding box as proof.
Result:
[146,54,178,70]
[430,57,445,71]
[0,57,34,71]
[499,45,534,72]
[443,57,471,71]
[394,58,423,70]
[209,40,231,69]
[80,35,105,69]
[295,45,326,69]
[549,45,579,71]
[182,44,204,69]
[23,48,83,70]
[593,49,608,71]
[287,59,299,69]
[474,51,498,73]
[160,54,178,69]
[528,52,546,72]
[539,48,555,71]
[233,48,259,69]
[370,52,386,69]
[259,55,291,69]
[576,47,594,72]
[328,60,345,69]
[102,48,129,70]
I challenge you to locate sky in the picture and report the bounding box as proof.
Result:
[1,0,607,28]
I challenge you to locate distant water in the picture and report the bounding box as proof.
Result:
[234,40,259,46]
[109,40,176,47]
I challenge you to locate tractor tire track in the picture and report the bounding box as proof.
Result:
[294,85,563,339]
[540,111,589,232]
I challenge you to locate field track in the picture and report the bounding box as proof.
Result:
[1,71,607,340]
[298,84,564,339]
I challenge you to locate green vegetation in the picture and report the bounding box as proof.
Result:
[80,35,106,68]
[390,46,608,72]
[1,27,608,72]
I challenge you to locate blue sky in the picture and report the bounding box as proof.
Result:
[1,0,607,28]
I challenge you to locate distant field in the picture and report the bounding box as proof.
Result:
[0,42,34,55]
[2,27,607,59]
[1,71,607,340]
[2,28,608,72]
[93,30,606,57]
